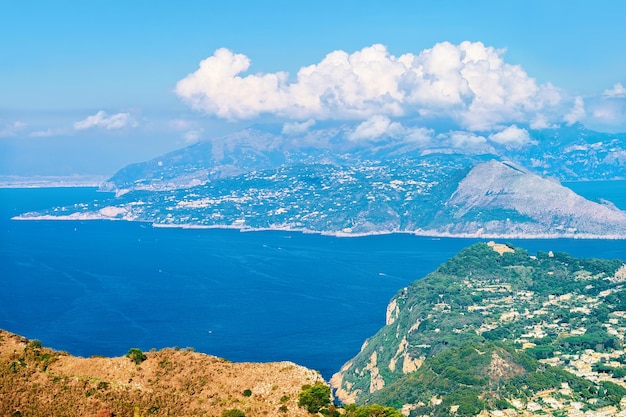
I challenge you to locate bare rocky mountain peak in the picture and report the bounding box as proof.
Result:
[446,160,626,236]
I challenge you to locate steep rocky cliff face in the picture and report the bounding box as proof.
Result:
[0,330,324,417]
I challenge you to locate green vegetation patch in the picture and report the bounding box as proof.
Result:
[334,243,626,415]
[126,348,147,365]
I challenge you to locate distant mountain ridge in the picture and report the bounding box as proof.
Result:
[16,123,626,238]
[101,123,626,194]
[18,157,626,238]
[504,123,626,181]
[101,127,367,193]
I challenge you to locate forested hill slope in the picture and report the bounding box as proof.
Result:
[331,242,626,416]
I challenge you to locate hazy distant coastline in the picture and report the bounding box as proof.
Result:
[0,175,107,188]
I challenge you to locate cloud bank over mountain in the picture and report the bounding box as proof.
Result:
[175,42,566,132]
[6,42,625,150]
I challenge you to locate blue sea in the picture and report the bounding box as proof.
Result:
[1,181,625,379]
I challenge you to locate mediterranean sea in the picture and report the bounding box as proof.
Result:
[1,181,625,379]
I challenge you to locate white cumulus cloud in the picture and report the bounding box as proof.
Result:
[446,131,488,148]
[347,115,434,143]
[488,125,531,147]
[348,115,404,141]
[175,42,562,131]
[603,83,626,98]
[74,111,137,130]
[175,48,290,120]
[563,96,585,125]
[282,119,316,135]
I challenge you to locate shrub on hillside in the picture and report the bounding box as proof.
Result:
[221,409,245,417]
[126,348,147,365]
[298,383,331,413]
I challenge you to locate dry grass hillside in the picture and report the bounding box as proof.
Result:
[0,330,324,417]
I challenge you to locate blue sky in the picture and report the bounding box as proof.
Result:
[1,1,625,176]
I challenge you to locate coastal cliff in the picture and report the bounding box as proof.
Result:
[331,242,626,416]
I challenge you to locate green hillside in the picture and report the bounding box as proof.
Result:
[331,242,626,416]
